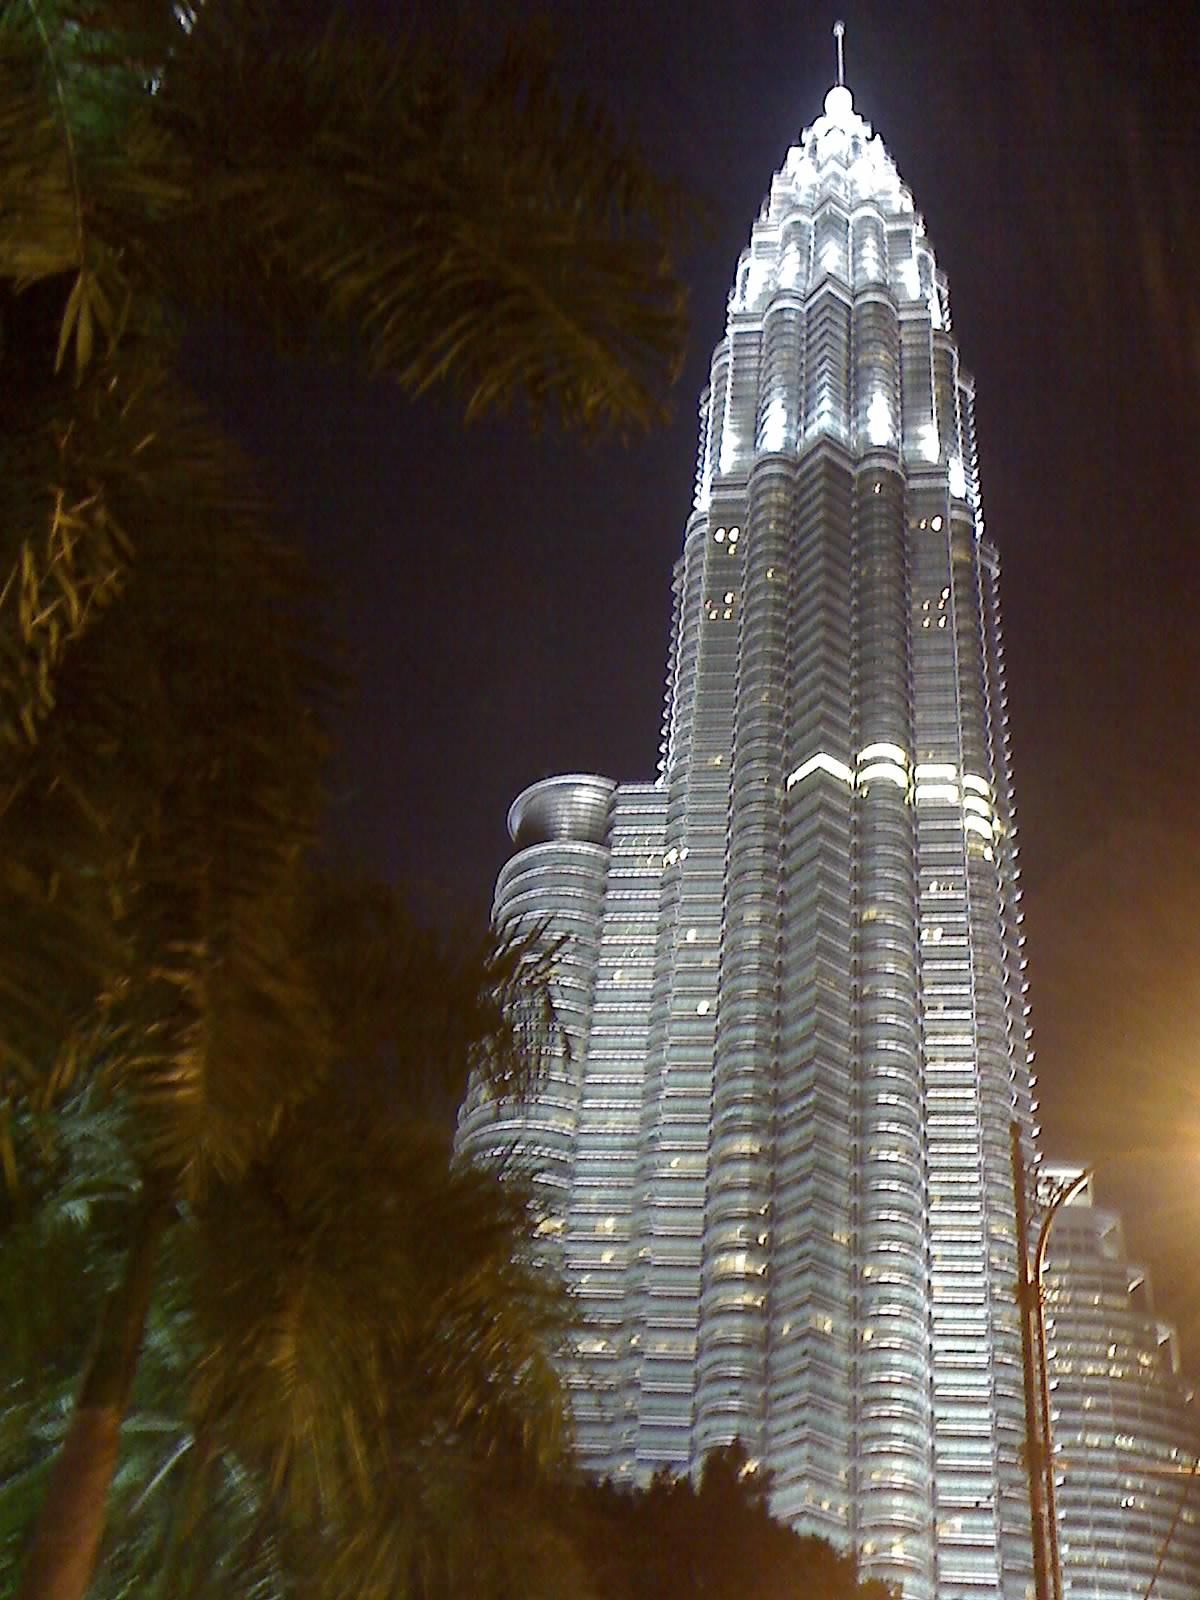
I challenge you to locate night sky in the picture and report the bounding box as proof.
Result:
[190,2,1200,1351]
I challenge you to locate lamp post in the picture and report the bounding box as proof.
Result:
[1010,1121,1092,1600]
[1033,1163,1092,1600]
[1011,1122,1053,1600]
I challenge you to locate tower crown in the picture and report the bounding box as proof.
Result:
[780,83,909,215]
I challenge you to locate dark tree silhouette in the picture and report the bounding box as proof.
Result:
[0,2,688,1594]
[563,1444,901,1600]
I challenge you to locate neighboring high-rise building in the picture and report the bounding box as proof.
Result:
[1039,1169,1200,1599]
[460,68,1038,1599]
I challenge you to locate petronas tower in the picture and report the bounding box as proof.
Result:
[460,70,1037,1600]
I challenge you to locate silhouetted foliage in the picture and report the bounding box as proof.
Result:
[562,1444,901,1600]
[0,1,689,1594]
[0,909,582,1600]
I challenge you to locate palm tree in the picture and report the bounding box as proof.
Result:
[2,1063,587,1600]
[1,2,688,1594]
[3,890,586,1600]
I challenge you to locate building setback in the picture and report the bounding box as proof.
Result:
[460,74,1038,1599]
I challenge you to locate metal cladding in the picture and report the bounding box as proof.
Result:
[460,81,1040,1598]
[508,775,617,849]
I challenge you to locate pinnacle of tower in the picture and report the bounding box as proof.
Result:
[826,19,854,124]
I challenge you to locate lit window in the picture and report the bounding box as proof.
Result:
[932,515,944,531]
[697,999,710,1015]
[724,591,735,604]
[714,527,726,542]
[686,928,698,943]
[728,526,740,541]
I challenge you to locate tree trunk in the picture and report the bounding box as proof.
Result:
[18,1180,171,1600]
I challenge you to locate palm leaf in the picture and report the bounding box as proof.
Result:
[151,16,690,428]
[188,1110,575,1527]
[0,354,335,1190]
[2,3,690,429]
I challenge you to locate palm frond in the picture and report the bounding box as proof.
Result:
[0,3,690,429]
[188,1111,574,1530]
[151,17,690,428]
[0,337,336,1161]
[301,879,562,1120]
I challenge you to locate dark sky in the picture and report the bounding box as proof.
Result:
[191,1,1200,1352]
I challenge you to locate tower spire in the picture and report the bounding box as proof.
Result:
[833,19,845,86]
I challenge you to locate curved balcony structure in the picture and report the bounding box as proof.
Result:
[458,75,1044,1598]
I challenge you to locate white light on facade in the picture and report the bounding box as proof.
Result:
[856,761,909,791]
[786,752,854,788]
[858,742,909,768]
[915,763,957,781]
[866,391,894,447]
[916,783,960,805]
[760,397,788,453]
[948,456,968,499]
[744,260,769,305]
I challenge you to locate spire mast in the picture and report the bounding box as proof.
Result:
[833,19,846,86]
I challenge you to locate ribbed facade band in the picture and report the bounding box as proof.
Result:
[459,81,1038,1599]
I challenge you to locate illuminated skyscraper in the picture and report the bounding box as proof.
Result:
[460,66,1038,1599]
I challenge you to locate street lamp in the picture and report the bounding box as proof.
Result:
[1033,1162,1092,1600]
[1010,1121,1091,1600]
